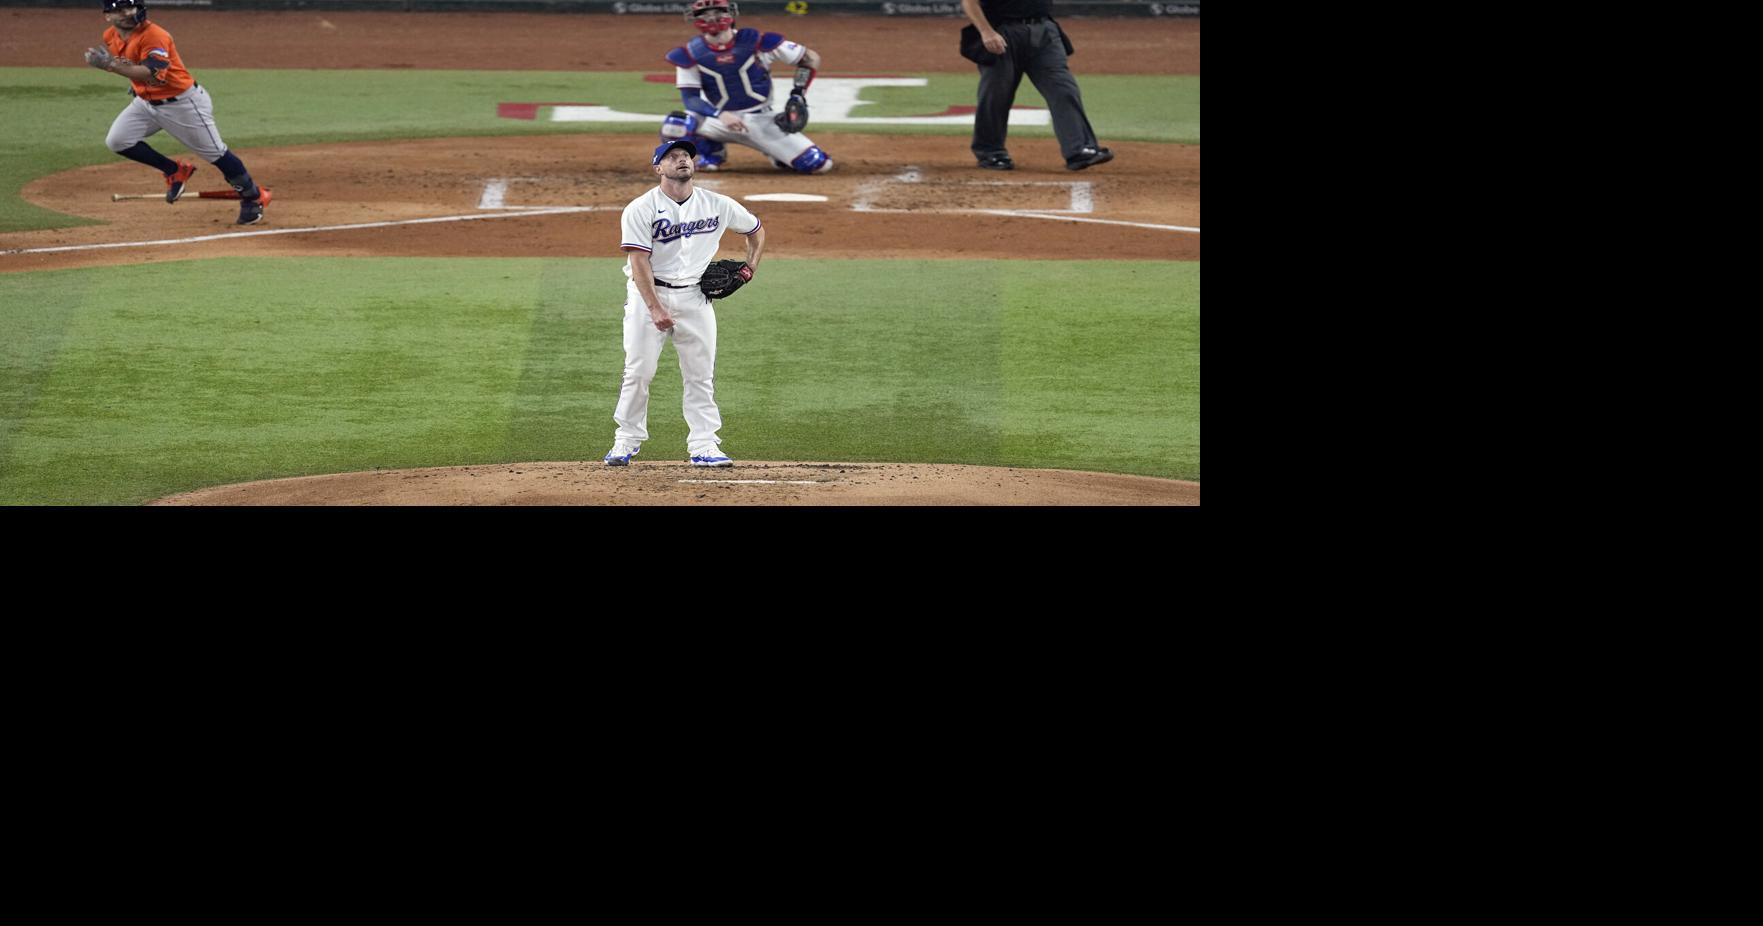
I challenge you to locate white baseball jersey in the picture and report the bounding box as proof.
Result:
[619,185,761,287]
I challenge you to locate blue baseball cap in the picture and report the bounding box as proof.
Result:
[653,139,699,165]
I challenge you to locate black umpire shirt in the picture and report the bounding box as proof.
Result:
[979,0,1053,21]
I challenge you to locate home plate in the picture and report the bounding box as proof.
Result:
[744,193,829,203]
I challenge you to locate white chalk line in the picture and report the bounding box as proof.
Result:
[678,479,826,486]
[0,206,605,257]
[850,207,1197,233]
[841,169,1192,229]
[974,210,1197,233]
[477,178,541,209]
[4,174,1192,256]
[1071,182,1094,214]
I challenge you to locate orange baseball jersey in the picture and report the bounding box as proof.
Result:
[102,21,193,101]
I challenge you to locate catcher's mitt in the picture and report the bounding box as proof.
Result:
[699,259,753,300]
[84,47,115,70]
[775,92,809,134]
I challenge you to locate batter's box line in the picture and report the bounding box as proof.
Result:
[478,177,638,210]
[853,207,1199,234]
[478,178,545,209]
[974,210,1198,233]
[478,177,721,210]
[850,168,1093,214]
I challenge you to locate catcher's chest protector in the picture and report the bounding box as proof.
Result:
[684,29,780,111]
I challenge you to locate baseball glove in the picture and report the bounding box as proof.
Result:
[699,259,753,300]
[84,47,115,70]
[774,92,809,134]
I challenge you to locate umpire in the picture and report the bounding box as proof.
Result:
[960,0,1113,171]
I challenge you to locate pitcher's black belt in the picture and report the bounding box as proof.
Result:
[654,278,690,288]
[146,83,198,106]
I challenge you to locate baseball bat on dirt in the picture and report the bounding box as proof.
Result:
[111,189,265,201]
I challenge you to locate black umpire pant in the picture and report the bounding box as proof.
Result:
[971,19,1098,164]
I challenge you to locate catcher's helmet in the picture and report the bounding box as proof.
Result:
[686,0,737,34]
[102,0,147,27]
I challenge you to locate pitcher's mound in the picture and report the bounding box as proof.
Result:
[148,461,1199,506]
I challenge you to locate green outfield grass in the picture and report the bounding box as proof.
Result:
[0,67,1199,232]
[0,257,1199,505]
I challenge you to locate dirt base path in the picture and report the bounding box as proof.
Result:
[149,461,1199,506]
[5,134,1198,272]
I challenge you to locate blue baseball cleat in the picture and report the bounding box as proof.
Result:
[604,442,641,466]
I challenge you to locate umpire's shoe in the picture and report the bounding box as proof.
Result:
[604,442,641,466]
[165,161,197,203]
[236,188,272,225]
[977,154,1015,171]
[1065,147,1115,171]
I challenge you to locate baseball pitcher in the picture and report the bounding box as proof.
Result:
[657,0,832,174]
[605,139,766,468]
[84,0,271,224]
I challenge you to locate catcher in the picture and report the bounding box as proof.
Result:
[656,0,832,174]
[84,0,271,224]
[604,139,765,469]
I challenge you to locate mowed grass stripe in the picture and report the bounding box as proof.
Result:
[0,257,1198,504]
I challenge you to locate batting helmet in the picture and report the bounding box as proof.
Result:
[685,0,737,34]
[102,0,147,27]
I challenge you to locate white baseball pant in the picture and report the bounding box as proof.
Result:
[696,104,818,167]
[105,83,229,161]
[613,280,724,453]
